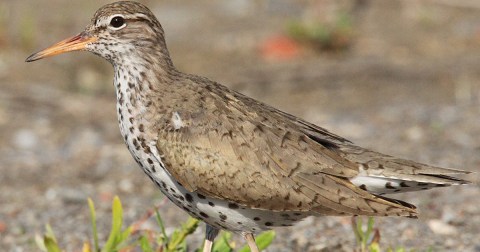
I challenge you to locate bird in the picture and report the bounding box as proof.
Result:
[26,1,470,251]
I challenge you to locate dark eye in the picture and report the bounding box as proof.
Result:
[110,16,125,28]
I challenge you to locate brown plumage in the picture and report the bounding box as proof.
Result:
[26,1,470,251]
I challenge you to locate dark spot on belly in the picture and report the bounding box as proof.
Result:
[228,203,239,209]
[265,222,273,226]
[208,201,215,207]
[219,213,227,221]
[199,212,209,218]
[197,193,206,199]
[385,182,395,189]
[253,217,260,221]
[144,146,151,154]
[182,206,193,214]
[185,193,193,203]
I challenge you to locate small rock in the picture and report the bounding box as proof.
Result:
[405,125,423,141]
[119,178,133,193]
[60,188,87,204]
[12,129,38,150]
[428,219,458,235]
[441,206,458,224]
[45,188,58,201]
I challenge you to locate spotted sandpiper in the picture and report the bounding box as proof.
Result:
[26,2,470,251]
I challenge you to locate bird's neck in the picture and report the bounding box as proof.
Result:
[113,60,178,143]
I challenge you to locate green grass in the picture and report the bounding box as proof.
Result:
[35,196,435,252]
[35,196,275,252]
[352,216,434,252]
[286,12,353,52]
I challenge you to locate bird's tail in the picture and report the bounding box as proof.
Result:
[343,146,471,195]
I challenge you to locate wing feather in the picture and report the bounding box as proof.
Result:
[155,82,417,216]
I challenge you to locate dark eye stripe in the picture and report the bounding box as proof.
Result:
[125,17,154,27]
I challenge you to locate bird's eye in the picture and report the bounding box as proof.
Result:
[109,16,126,29]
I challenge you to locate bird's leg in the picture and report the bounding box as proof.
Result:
[242,232,260,252]
[203,224,219,252]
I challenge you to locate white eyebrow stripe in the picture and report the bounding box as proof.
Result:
[130,13,149,20]
[95,13,150,28]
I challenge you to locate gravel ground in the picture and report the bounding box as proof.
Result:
[1,1,480,251]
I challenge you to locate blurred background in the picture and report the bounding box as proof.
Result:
[1,0,480,251]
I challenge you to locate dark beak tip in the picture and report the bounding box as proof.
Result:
[25,53,39,62]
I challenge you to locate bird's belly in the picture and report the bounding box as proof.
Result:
[126,139,309,233]
[116,108,309,232]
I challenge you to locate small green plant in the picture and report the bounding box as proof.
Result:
[352,217,434,252]
[352,217,381,252]
[35,196,275,252]
[287,12,353,52]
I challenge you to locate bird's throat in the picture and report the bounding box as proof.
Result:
[113,63,160,154]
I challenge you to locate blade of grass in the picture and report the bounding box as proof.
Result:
[367,217,374,236]
[45,224,57,244]
[255,230,275,251]
[43,236,61,252]
[102,196,124,252]
[166,217,200,252]
[211,232,233,252]
[82,242,91,252]
[88,198,99,252]
[155,208,169,247]
[351,217,362,245]
[139,235,154,252]
[35,234,47,252]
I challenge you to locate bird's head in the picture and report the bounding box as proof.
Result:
[26,1,171,66]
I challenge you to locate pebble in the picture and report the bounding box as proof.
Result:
[12,129,38,150]
[119,178,134,193]
[405,125,423,141]
[428,219,458,235]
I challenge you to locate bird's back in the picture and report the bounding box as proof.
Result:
[153,73,469,218]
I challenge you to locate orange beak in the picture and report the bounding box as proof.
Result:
[26,33,97,62]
